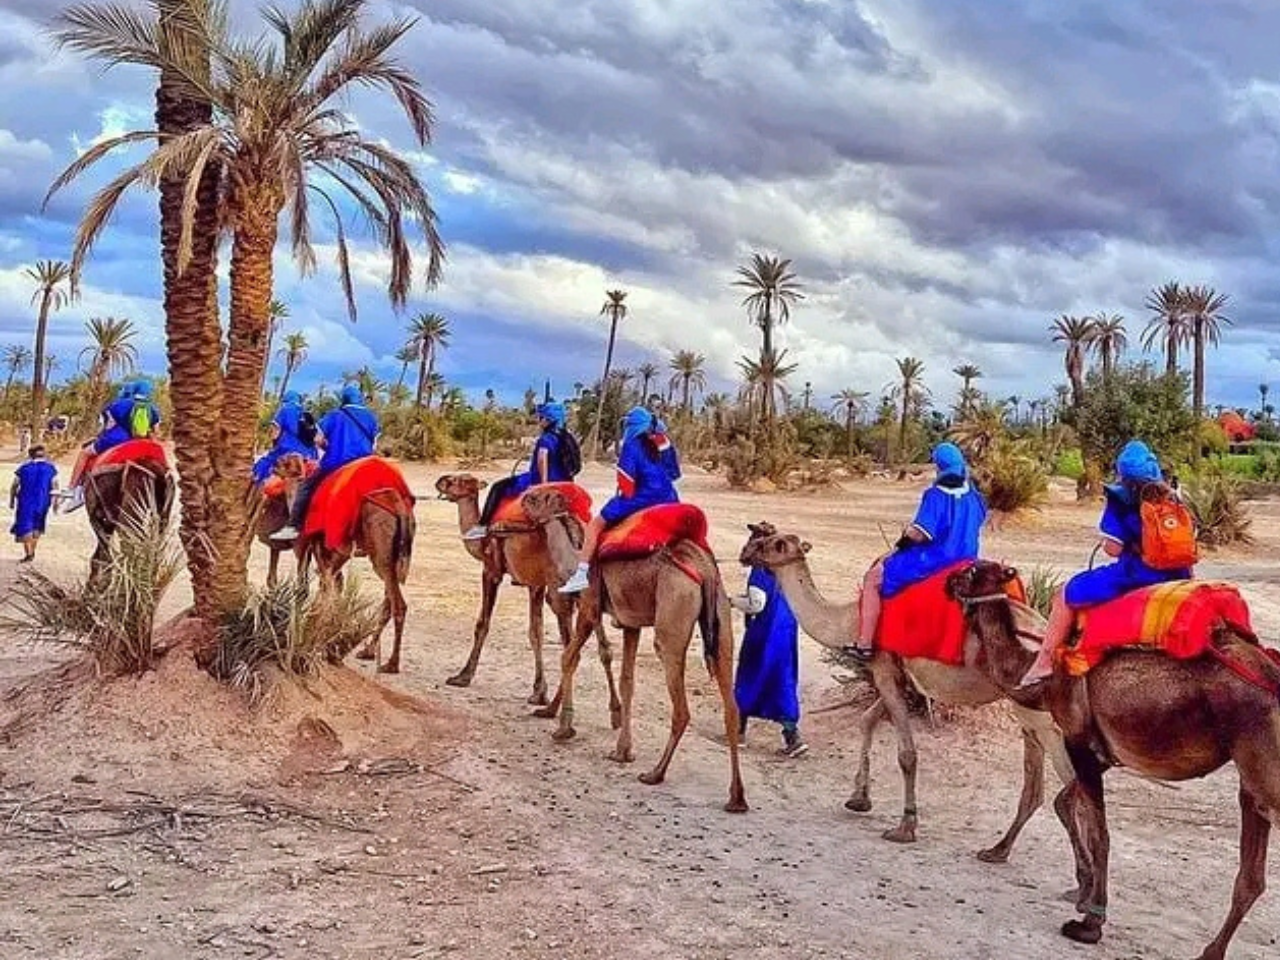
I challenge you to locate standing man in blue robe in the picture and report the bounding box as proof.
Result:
[10,445,58,562]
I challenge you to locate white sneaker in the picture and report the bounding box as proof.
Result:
[271,525,300,541]
[461,525,488,541]
[558,565,590,594]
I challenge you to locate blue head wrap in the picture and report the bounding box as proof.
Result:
[1115,440,1162,484]
[131,380,153,402]
[117,382,136,399]
[282,389,303,406]
[340,383,364,406]
[932,442,967,481]
[537,401,567,429]
[622,405,655,445]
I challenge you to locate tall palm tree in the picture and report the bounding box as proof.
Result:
[259,298,288,396]
[393,343,417,391]
[1180,285,1231,418]
[80,316,138,412]
[737,348,797,422]
[408,312,450,409]
[587,289,627,458]
[52,0,445,617]
[831,389,869,458]
[668,350,707,412]
[1259,383,1270,422]
[1050,315,1093,408]
[2,345,33,405]
[275,332,309,402]
[733,253,803,359]
[637,361,659,402]
[892,357,927,462]
[26,260,74,433]
[421,372,445,409]
[344,365,385,404]
[1141,281,1189,375]
[44,355,60,387]
[1087,312,1127,379]
[953,363,983,417]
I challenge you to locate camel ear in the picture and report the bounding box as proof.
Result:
[800,540,812,554]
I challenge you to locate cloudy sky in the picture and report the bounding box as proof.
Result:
[2,0,1280,410]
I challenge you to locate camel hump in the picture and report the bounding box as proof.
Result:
[92,439,169,471]
[306,456,414,551]
[599,503,710,562]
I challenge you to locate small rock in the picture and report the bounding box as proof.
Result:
[107,877,131,893]
[364,845,379,856]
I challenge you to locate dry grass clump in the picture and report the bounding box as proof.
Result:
[0,499,182,675]
[1184,471,1253,548]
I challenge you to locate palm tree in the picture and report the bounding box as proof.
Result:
[44,355,60,387]
[275,332,309,402]
[1180,285,1231,418]
[1141,282,1189,375]
[953,363,983,417]
[259,298,288,396]
[3,345,33,405]
[421,372,445,409]
[1006,395,1021,424]
[408,312,450,409]
[737,348,797,422]
[80,316,138,412]
[26,260,74,433]
[1050,315,1092,408]
[891,357,927,462]
[637,361,659,402]
[831,389,869,457]
[344,365,385,404]
[668,350,707,412]
[733,253,803,359]
[52,0,445,618]
[1087,313,1127,379]
[1259,383,1270,422]
[393,343,418,392]
[587,289,628,458]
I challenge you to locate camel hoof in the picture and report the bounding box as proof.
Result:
[355,648,375,661]
[551,726,576,742]
[844,796,872,813]
[724,798,749,814]
[531,705,558,719]
[528,689,549,706]
[445,673,472,688]
[638,770,665,786]
[976,846,1010,864]
[606,748,634,764]
[881,826,917,844]
[377,662,400,675]
[1060,919,1102,945]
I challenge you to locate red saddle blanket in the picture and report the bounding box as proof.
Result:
[303,457,413,551]
[599,503,710,561]
[262,459,318,500]
[1060,580,1254,677]
[491,482,593,528]
[877,562,1027,665]
[91,439,169,471]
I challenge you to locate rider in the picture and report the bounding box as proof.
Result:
[253,390,318,485]
[846,442,987,662]
[1018,439,1194,687]
[272,383,379,541]
[64,379,161,512]
[463,400,574,541]
[652,414,682,483]
[559,405,678,594]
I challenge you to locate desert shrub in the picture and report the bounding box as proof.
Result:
[210,577,383,700]
[724,420,799,488]
[1217,454,1258,478]
[378,409,453,461]
[1199,419,1230,457]
[1255,447,1280,482]
[1022,566,1063,618]
[1053,448,1084,480]
[0,499,183,675]
[1184,470,1253,548]
[971,440,1049,513]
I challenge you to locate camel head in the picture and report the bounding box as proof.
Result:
[739,531,810,570]
[435,473,487,502]
[520,486,568,525]
[945,560,1019,602]
[274,451,310,482]
[737,521,777,564]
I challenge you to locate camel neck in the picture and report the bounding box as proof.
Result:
[771,560,859,649]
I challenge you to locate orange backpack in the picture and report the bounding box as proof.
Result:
[1138,483,1198,570]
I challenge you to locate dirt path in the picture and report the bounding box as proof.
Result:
[0,455,1276,959]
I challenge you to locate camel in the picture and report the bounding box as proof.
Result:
[739,527,1073,861]
[84,456,175,582]
[254,487,293,588]
[950,560,1280,959]
[435,473,619,713]
[277,453,415,674]
[524,487,747,813]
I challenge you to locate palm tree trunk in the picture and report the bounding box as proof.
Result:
[1166,337,1178,376]
[3,371,14,404]
[1193,321,1206,418]
[156,0,224,624]
[587,316,619,459]
[276,361,296,404]
[1067,348,1085,408]
[681,376,691,412]
[396,360,409,391]
[897,391,909,464]
[30,289,52,438]
[414,347,428,409]
[846,410,854,458]
[424,346,437,410]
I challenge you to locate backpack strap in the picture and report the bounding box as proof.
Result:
[339,406,377,445]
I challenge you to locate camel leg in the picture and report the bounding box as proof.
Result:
[378,566,408,674]
[446,574,500,687]
[1192,786,1271,960]
[872,660,919,843]
[846,698,887,813]
[638,631,691,787]
[527,587,549,705]
[596,622,622,730]
[607,628,640,764]
[550,616,592,741]
[708,617,748,814]
[977,727,1045,863]
[1060,742,1109,945]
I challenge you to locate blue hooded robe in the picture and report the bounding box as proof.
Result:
[11,459,57,539]
[734,567,801,726]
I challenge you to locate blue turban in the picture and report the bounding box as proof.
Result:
[340,383,364,406]
[131,380,153,402]
[537,401,567,429]
[116,382,136,399]
[622,405,655,445]
[282,389,303,406]
[1115,440,1162,484]
[932,442,967,481]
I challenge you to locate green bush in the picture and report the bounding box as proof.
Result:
[1023,566,1064,618]
[1073,363,1197,472]
[973,440,1049,513]
[1217,454,1258,478]
[1053,448,1084,480]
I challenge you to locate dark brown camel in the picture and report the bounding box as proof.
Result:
[84,457,175,581]
[524,487,747,813]
[254,488,293,588]
[950,561,1280,960]
[277,453,416,673]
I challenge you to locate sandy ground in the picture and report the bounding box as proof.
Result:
[0,451,1278,959]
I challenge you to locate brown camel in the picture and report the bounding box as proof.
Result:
[524,487,747,813]
[434,473,620,720]
[951,560,1280,960]
[254,488,293,588]
[739,527,1073,862]
[277,453,415,673]
[84,457,175,582]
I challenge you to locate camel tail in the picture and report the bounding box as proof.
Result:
[697,554,721,671]
[392,505,414,584]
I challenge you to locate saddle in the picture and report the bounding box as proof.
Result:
[490,482,593,533]
[597,503,710,563]
[90,439,169,473]
[302,456,414,551]
[262,459,318,500]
